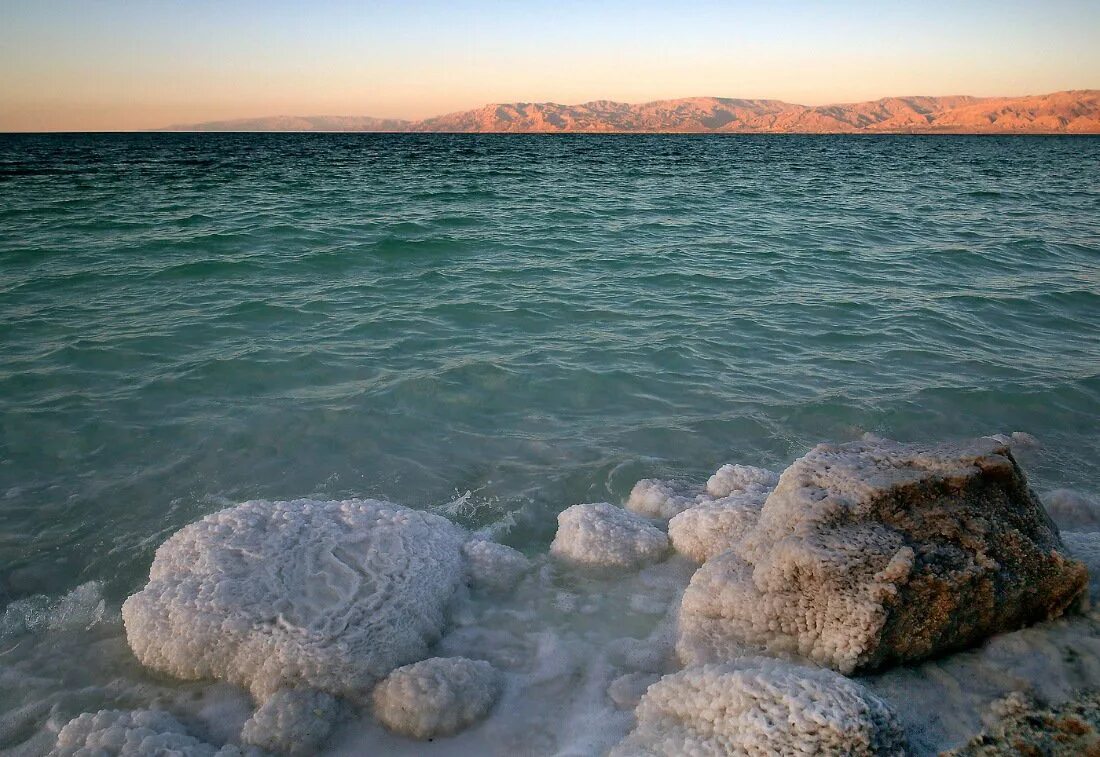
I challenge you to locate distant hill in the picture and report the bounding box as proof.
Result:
[163,90,1100,134]
[160,115,412,132]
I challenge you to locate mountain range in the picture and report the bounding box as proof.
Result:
[162,90,1100,134]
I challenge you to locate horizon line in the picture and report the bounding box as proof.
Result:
[4,88,1098,134]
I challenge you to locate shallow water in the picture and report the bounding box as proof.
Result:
[1,133,1099,754]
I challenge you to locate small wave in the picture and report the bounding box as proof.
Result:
[0,582,106,639]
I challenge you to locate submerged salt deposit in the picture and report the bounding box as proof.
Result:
[613,658,906,756]
[10,434,1100,756]
[51,709,248,757]
[372,657,501,739]
[122,498,469,703]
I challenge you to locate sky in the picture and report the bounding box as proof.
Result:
[1,0,1098,131]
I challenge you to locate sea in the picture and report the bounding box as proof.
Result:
[1,133,1098,754]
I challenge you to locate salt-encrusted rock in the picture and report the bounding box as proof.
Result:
[704,464,778,498]
[371,656,501,739]
[122,499,467,702]
[462,538,530,592]
[667,491,766,563]
[1045,489,1100,531]
[679,439,1088,674]
[550,503,669,570]
[611,658,906,756]
[50,709,245,757]
[626,479,702,520]
[240,688,338,756]
[945,690,1100,756]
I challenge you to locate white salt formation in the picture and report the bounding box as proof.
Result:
[612,658,906,756]
[550,502,669,570]
[63,440,1092,756]
[704,464,778,498]
[121,498,468,702]
[462,538,530,593]
[626,479,703,519]
[626,464,778,521]
[240,688,338,756]
[667,491,766,563]
[1044,489,1100,531]
[679,438,1088,673]
[51,709,245,757]
[371,657,501,739]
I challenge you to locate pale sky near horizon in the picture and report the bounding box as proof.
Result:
[2,0,1098,131]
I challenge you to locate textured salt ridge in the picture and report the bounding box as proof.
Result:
[667,491,767,563]
[612,658,906,757]
[50,709,250,757]
[462,538,530,593]
[625,464,778,521]
[122,498,468,703]
[241,688,338,756]
[371,657,501,740]
[679,438,1088,674]
[549,502,669,570]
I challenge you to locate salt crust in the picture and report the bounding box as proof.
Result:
[462,538,530,593]
[678,439,1088,674]
[626,465,778,521]
[704,464,778,498]
[240,688,338,756]
[371,657,501,739]
[122,498,467,702]
[611,658,906,756]
[625,479,703,520]
[50,709,248,757]
[667,491,766,563]
[550,503,669,570]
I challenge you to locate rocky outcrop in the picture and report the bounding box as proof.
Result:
[678,438,1088,674]
[945,690,1100,756]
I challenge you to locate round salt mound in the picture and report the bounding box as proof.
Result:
[372,657,502,739]
[612,658,907,756]
[122,498,467,702]
[704,464,778,498]
[51,709,243,757]
[462,538,530,593]
[667,492,765,563]
[626,479,702,520]
[550,502,669,570]
[240,688,339,756]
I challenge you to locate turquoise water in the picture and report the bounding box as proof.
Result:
[1,133,1099,608]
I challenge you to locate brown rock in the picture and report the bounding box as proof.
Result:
[678,439,1088,674]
